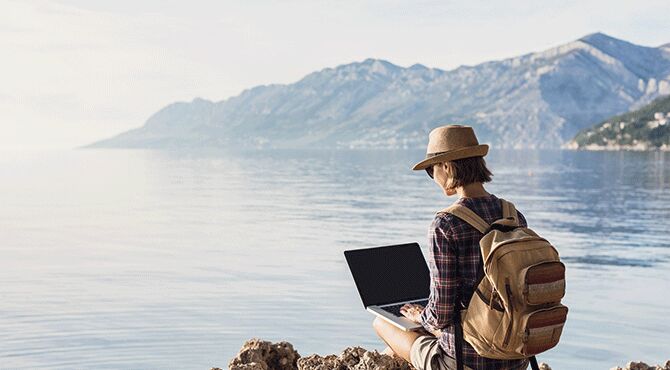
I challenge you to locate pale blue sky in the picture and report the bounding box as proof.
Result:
[1,0,669,149]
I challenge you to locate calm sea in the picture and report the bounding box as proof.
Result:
[1,148,669,369]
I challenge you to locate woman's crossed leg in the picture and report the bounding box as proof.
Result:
[372,316,425,363]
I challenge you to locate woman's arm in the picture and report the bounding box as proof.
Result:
[419,215,458,333]
[400,303,442,337]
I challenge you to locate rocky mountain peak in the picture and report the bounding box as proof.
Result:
[87,33,670,150]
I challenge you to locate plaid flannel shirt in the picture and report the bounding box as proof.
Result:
[420,193,530,370]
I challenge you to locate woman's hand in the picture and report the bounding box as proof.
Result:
[400,303,424,323]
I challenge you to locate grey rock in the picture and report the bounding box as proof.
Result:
[609,361,670,370]
[228,339,299,370]
[296,347,412,370]
[627,361,650,370]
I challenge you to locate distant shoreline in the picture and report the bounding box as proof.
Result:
[563,141,670,152]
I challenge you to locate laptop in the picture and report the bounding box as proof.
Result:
[344,242,430,331]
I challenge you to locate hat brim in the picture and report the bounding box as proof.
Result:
[411,144,489,171]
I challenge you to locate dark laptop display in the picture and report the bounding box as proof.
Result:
[344,242,430,307]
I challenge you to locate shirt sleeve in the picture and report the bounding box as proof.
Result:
[420,215,458,332]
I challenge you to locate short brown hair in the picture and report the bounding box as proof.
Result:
[441,156,493,190]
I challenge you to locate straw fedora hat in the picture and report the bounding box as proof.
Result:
[412,124,488,171]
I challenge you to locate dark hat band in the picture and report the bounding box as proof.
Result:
[426,151,449,158]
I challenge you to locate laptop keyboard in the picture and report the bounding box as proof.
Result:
[381,299,429,317]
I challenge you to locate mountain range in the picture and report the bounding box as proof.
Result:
[88,32,670,150]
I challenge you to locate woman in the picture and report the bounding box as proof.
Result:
[372,125,529,370]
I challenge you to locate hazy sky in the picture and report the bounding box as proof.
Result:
[2,0,669,150]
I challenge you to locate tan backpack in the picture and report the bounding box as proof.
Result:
[439,198,568,369]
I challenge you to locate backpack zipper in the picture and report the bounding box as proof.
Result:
[489,284,495,310]
[475,286,504,312]
[484,236,556,267]
[505,279,515,312]
[503,279,514,347]
[503,319,513,347]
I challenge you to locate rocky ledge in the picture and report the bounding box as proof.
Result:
[218,339,555,370]
[217,338,670,370]
[611,363,670,370]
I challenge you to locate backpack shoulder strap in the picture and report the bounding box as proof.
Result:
[438,204,490,234]
[438,203,488,370]
[499,198,519,226]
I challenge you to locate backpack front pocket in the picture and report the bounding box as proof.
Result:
[521,261,565,305]
[521,305,568,356]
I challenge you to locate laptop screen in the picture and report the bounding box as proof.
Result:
[344,242,430,307]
